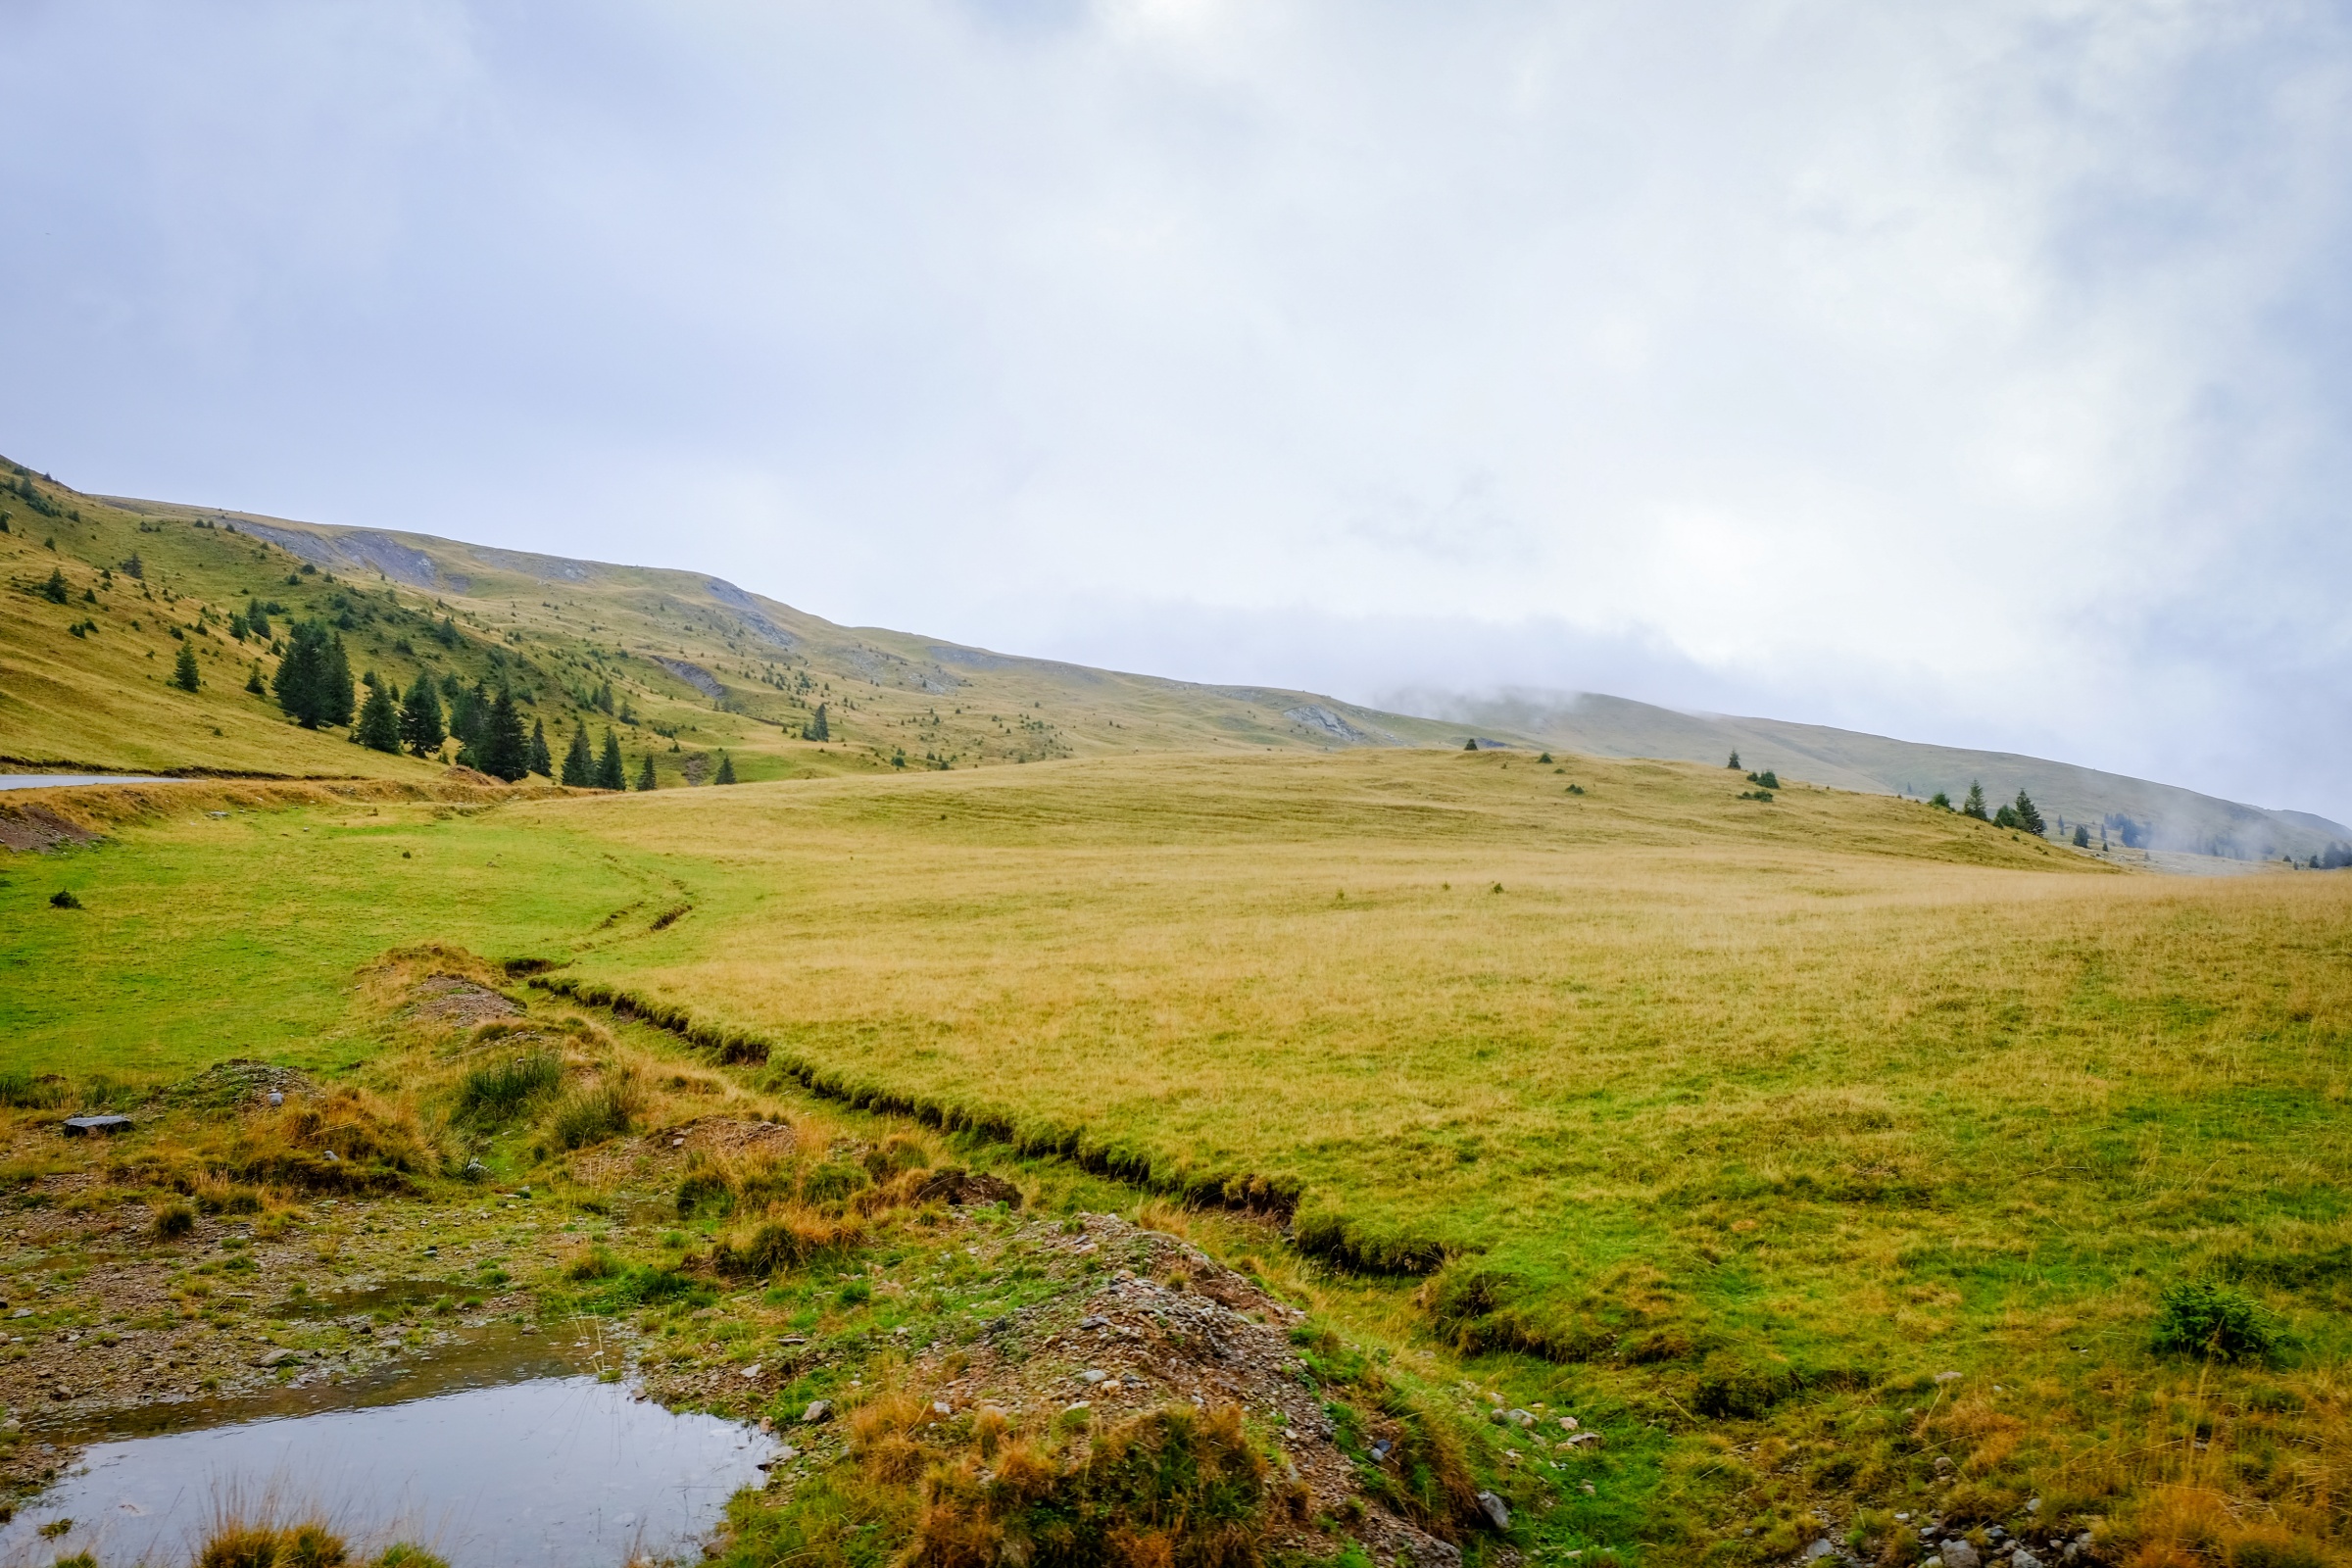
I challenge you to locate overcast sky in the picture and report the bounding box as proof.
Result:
[8,1,2351,816]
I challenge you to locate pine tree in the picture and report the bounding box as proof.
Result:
[1961,780,1989,820]
[478,689,531,781]
[356,682,402,753]
[273,620,345,728]
[400,680,446,758]
[449,683,489,762]
[806,703,829,742]
[245,662,267,696]
[1727,751,1740,769]
[2012,790,2046,836]
[320,634,356,726]
[40,567,69,604]
[562,726,595,787]
[714,752,736,784]
[245,599,270,639]
[596,728,626,791]
[2073,823,2090,848]
[172,642,201,692]
[528,719,553,778]
[635,753,657,791]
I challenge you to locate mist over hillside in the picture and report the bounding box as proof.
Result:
[0,457,2335,864]
[1396,689,2352,863]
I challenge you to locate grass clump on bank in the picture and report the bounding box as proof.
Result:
[452,1051,562,1126]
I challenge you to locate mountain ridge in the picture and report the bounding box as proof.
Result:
[0,463,2331,860]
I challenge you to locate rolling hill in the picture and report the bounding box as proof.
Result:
[2,453,2342,862]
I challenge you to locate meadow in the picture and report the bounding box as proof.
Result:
[5,749,2348,1563]
[533,748,2352,1558]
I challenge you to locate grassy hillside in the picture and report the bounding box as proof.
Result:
[51,469,1470,779]
[3,454,1466,783]
[1429,691,2352,863]
[18,453,2341,870]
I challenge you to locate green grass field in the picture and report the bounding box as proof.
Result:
[0,799,669,1079]
[9,749,2345,1561]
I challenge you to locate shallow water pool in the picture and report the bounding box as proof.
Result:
[0,1374,777,1567]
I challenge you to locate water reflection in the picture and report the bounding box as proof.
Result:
[2,1372,776,1567]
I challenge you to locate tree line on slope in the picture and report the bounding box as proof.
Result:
[257,614,737,788]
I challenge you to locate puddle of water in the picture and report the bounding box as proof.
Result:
[265,1281,470,1320]
[2,1367,777,1568]
[31,1323,607,1443]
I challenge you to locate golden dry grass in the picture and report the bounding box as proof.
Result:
[508,745,2352,1558]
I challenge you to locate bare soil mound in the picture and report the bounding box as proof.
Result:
[407,975,522,1029]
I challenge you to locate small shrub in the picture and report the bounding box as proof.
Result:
[2152,1279,2282,1363]
[454,1052,563,1127]
[152,1200,197,1241]
[48,890,81,910]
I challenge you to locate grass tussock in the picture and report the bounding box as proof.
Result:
[192,1516,447,1568]
[710,1203,867,1275]
[452,1050,563,1127]
[113,1087,439,1197]
[540,1067,644,1152]
[909,1402,1271,1568]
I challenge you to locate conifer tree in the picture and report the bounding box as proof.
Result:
[356,681,402,753]
[2012,790,2046,836]
[528,719,553,778]
[245,662,268,696]
[1961,780,1989,820]
[2073,823,2091,848]
[449,683,489,764]
[596,728,626,791]
[40,567,68,604]
[320,634,356,727]
[714,752,736,784]
[562,726,595,787]
[172,642,201,692]
[478,689,531,781]
[400,680,446,758]
[1727,751,1740,769]
[273,620,350,728]
[635,753,657,791]
[246,599,270,639]
[806,703,828,742]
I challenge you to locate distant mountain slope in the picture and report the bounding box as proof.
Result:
[0,469,1458,782]
[1413,690,2352,861]
[1,452,2337,864]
